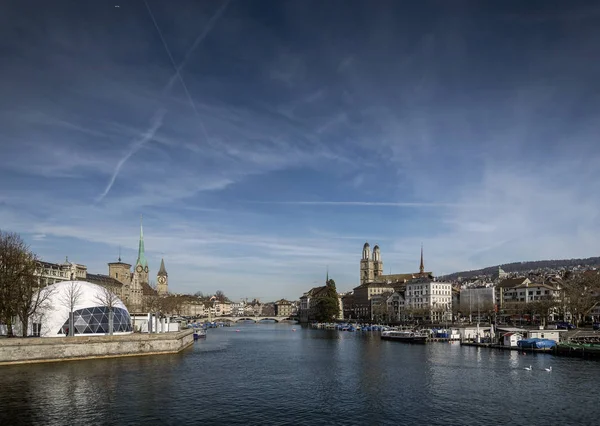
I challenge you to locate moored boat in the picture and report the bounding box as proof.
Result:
[381,330,427,343]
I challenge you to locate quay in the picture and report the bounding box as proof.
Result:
[460,341,553,353]
[0,329,194,366]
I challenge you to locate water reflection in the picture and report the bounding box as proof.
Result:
[1,325,600,425]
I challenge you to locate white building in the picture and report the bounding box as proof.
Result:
[31,280,133,337]
[502,332,523,347]
[405,278,452,322]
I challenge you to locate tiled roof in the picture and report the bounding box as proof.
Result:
[86,273,123,288]
[141,282,157,296]
[498,277,529,288]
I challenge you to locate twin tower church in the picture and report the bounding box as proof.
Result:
[106,219,168,312]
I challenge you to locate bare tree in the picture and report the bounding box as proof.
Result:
[58,281,83,337]
[0,230,49,337]
[562,272,600,325]
[94,285,121,335]
[215,290,227,303]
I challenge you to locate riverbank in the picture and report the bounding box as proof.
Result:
[0,329,194,366]
[460,340,600,358]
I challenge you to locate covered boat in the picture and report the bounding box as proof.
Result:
[517,338,556,349]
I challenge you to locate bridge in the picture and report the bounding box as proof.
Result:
[209,316,298,323]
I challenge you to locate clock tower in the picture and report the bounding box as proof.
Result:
[130,216,148,311]
[157,258,168,296]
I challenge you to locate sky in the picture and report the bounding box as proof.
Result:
[1,0,600,301]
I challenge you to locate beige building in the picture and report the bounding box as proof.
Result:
[36,258,87,286]
[360,243,432,286]
[495,277,531,310]
[275,300,293,317]
[352,281,396,320]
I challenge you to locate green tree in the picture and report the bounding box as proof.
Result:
[313,279,340,322]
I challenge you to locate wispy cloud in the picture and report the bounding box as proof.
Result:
[2,1,599,299]
[250,201,470,207]
[96,108,166,202]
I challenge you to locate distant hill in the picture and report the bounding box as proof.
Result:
[439,256,600,281]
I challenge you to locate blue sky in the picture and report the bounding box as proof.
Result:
[1,1,600,300]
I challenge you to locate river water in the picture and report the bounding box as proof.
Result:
[1,323,598,425]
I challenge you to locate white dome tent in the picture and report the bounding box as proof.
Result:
[33,280,133,337]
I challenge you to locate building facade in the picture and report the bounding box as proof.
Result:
[405,278,452,322]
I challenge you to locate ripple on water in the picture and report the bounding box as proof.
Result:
[1,325,599,426]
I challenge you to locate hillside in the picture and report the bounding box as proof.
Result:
[439,256,600,281]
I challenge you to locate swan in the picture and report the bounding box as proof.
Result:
[524,365,532,371]
[545,366,552,372]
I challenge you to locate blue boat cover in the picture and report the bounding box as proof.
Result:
[517,338,557,349]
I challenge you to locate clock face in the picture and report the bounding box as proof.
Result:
[136,265,143,273]
[144,266,149,273]
[158,276,165,284]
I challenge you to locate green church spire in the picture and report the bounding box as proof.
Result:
[136,215,148,268]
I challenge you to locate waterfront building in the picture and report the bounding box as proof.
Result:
[31,281,133,337]
[405,278,452,322]
[352,281,396,320]
[231,301,245,316]
[495,277,531,310]
[341,292,354,320]
[386,291,406,322]
[502,281,560,304]
[298,286,328,322]
[275,299,293,317]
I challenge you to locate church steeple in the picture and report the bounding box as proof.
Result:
[158,258,168,277]
[136,215,148,268]
[419,244,425,275]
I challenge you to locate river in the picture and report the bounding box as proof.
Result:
[1,323,599,425]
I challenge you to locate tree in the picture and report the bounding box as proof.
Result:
[59,281,83,337]
[0,230,49,337]
[215,290,227,303]
[562,272,600,325]
[94,285,121,335]
[194,291,204,298]
[313,279,340,322]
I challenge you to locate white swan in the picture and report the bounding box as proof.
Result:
[524,365,532,371]
[545,366,552,372]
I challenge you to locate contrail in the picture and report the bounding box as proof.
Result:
[144,0,230,143]
[97,108,166,202]
[97,1,229,202]
[249,201,467,207]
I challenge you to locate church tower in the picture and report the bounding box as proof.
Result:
[130,216,149,311]
[108,247,132,306]
[419,244,425,276]
[372,244,384,280]
[157,258,168,296]
[360,242,374,285]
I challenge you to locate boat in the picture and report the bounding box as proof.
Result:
[193,328,207,340]
[381,330,427,343]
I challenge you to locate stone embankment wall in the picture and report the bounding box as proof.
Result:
[0,329,194,366]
